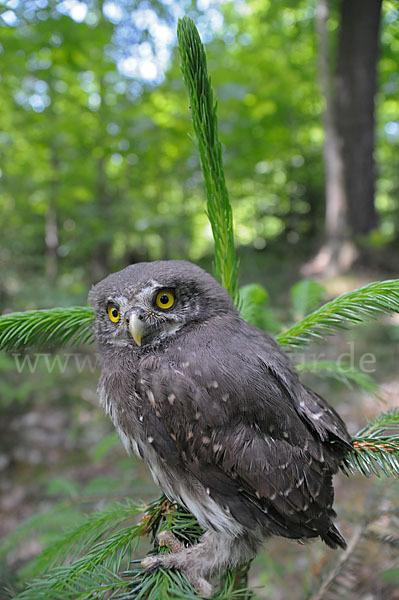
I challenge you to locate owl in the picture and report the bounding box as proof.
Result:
[89,260,352,597]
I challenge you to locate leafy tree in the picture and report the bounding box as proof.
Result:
[1,0,397,305]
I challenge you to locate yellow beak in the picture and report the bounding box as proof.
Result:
[128,313,146,347]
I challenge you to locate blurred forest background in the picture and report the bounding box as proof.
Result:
[0,0,398,598]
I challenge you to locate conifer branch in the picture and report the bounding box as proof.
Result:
[277,279,399,348]
[177,17,240,306]
[0,306,94,352]
[342,410,399,477]
[9,496,250,600]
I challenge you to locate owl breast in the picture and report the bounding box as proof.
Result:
[98,371,243,537]
[98,376,141,457]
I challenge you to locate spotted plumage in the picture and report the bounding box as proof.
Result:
[89,260,352,596]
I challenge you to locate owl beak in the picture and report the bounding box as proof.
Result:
[128,312,146,347]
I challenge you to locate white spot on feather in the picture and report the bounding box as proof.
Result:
[312,411,324,420]
[146,389,156,408]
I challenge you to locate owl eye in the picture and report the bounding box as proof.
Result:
[155,290,175,310]
[107,303,120,323]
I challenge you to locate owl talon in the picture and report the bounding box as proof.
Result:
[189,576,213,598]
[141,555,161,570]
[157,530,184,553]
[141,553,213,597]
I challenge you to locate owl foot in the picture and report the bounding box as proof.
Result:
[156,529,184,553]
[141,552,213,598]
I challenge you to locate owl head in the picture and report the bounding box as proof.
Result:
[89,260,234,351]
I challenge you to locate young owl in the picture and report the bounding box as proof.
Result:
[89,260,352,597]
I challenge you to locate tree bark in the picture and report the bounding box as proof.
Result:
[336,0,382,235]
[304,0,382,276]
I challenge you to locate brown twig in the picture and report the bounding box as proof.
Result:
[353,440,398,453]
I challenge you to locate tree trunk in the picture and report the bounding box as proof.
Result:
[304,0,382,276]
[336,0,382,235]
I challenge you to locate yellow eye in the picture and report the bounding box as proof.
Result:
[107,304,120,323]
[155,290,175,310]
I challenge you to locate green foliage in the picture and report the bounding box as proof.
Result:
[0,0,397,300]
[6,496,251,600]
[290,279,325,321]
[177,17,239,305]
[0,307,94,351]
[342,410,399,478]
[277,279,399,348]
[12,499,144,599]
[239,283,281,333]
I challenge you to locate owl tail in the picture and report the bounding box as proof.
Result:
[321,524,347,550]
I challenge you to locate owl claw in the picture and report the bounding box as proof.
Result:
[141,553,213,597]
[191,577,213,598]
[157,530,184,553]
[141,555,162,570]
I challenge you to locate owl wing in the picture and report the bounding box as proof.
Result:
[136,323,350,545]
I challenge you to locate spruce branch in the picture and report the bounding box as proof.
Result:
[10,496,251,600]
[342,410,399,478]
[0,306,94,352]
[32,499,144,574]
[177,17,240,306]
[277,279,399,348]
